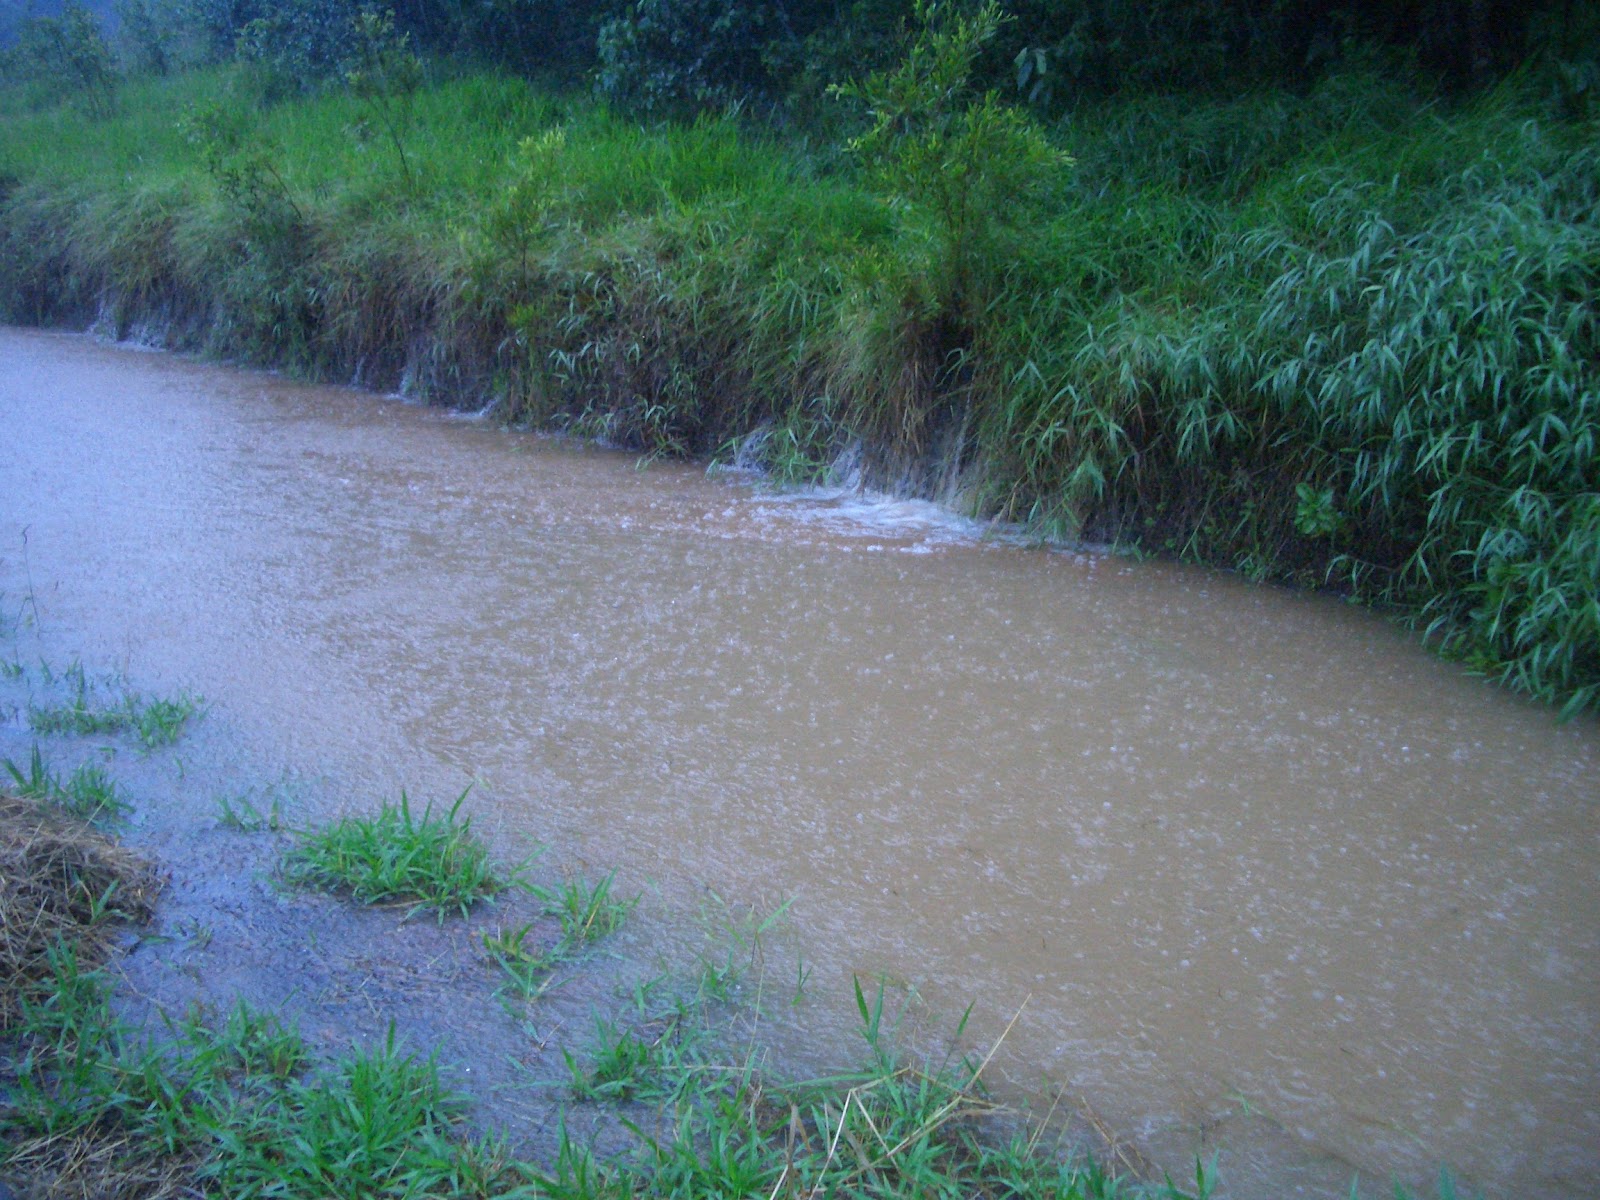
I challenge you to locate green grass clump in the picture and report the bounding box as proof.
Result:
[28,691,200,746]
[129,693,201,747]
[542,976,1149,1200]
[283,788,528,920]
[532,869,637,947]
[481,870,636,1001]
[24,660,201,747]
[563,1011,685,1104]
[480,919,563,1001]
[57,761,127,824]
[27,695,133,738]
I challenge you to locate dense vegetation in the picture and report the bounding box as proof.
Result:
[0,0,1596,716]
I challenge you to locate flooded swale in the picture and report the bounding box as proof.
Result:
[1,327,1596,1198]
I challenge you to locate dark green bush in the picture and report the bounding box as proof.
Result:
[597,0,795,113]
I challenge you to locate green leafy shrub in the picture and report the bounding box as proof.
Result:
[343,7,424,190]
[597,0,794,113]
[833,0,1068,326]
[10,1,118,118]
[234,0,360,99]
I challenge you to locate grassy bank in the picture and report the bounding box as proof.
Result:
[1,60,1596,714]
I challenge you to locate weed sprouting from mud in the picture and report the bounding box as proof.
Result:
[531,869,638,948]
[130,693,200,747]
[480,870,637,1002]
[563,1011,686,1104]
[53,760,128,824]
[481,919,562,1001]
[215,787,286,832]
[3,744,130,824]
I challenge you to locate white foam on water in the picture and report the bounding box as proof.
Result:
[724,480,1029,554]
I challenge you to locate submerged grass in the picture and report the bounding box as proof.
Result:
[283,788,532,920]
[25,661,201,748]
[2,947,1145,1200]
[214,787,287,832]
[1,952,518,1200]
[0,64,1594,715]
[481,871,638,1002]
[544,976,1219,1200]
[2,945,1478,1200]
[532,870,638,947]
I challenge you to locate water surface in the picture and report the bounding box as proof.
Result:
[2,327,1595,1197]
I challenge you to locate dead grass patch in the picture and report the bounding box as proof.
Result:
[0,791,159,1030]
[1,1124,199,1200]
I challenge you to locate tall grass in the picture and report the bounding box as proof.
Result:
[1,62,1594,713]
[1006,85,1600,714]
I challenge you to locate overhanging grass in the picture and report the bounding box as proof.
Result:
[1,63,1594,714]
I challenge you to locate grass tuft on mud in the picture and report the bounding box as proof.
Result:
[283,788,531,920]
[5,744,132,826]
[25,671,201,749]
[0,790,158,1030]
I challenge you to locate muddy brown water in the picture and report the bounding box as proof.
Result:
[1,327,1596,1198]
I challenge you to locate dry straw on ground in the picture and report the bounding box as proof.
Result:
[0,791,159,1028]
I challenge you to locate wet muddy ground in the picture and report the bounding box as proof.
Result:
[0,688,781,1170]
